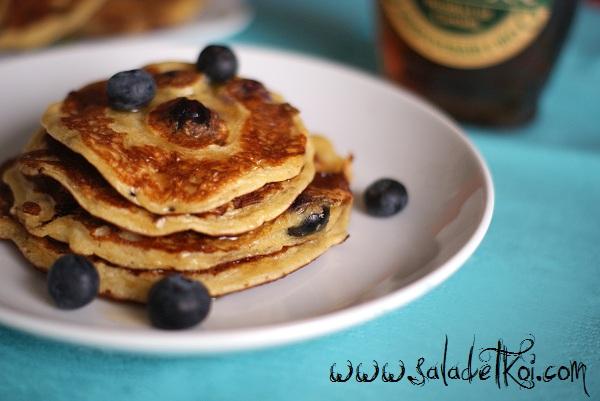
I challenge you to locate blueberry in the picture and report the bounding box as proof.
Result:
[168,97,211,130]
[196,45,238,83]
[364,178,408,217]
[107,69,156,111]
[288,206,330,237]
[148,274,212,330]
[47,254,99,309]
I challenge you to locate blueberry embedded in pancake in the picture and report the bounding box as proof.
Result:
[148,97,228,148]
[288,205,330,237]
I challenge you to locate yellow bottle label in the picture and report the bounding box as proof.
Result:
[381,0,552,69]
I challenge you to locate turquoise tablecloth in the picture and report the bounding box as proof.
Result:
[1,1,599,400]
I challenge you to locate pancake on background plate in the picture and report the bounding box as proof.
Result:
[0,0,106,49]
[0,1,8,26]
[42,62,311,215]
[80,0,205,37]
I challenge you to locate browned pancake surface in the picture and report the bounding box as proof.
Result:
[17,169,350,255]
[44,63,308,214]
[20,134,286,219]
[2,0,85,28]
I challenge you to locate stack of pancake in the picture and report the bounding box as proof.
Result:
[0,62,353,302]
[0,0,205,49]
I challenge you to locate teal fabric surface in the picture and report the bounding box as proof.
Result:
[1,1,599,400]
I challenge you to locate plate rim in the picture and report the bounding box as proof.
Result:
[0,42,494,354]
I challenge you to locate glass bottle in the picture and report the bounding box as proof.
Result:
[377,0,579,126]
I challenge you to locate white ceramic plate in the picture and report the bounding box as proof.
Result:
[0,43,493,354]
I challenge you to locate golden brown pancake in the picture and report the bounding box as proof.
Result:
[0,157,352,300]
[42,62,310,214]
[80,0,204,37]
[0,203,350,301]
[0,0,106,49]
[5,161,351,271]
[0,1,8,26]
[18,131,316,236]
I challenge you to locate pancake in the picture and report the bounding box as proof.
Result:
[0,154,352,300]
[4,162,352,271]
[80,0,204,37]
[0,1,8,26]
[42,62,310,215]
[0,200,350,301]
[18,130,316,236]
[0,0,106,49]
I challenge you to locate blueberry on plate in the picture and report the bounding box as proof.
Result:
[364,178,408,217]
[47,254,99,309]
[107,69,156,111]
[148,274,212,330]
[288,206,330,237]
[196,45,238,83]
